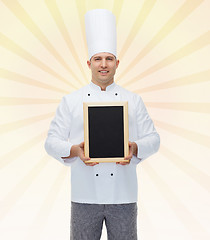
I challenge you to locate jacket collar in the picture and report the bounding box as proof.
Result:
[90,81,117,92]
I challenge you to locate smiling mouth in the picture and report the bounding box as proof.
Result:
[99,70,109,74]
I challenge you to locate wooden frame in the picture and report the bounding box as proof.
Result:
[83,102,129,163]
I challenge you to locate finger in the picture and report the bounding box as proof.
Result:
[116,161,128,164]
[124,154,132,160]
[83,159,97,164]
[79,142,85,148]
[85,162,99,166]
[81,157,91,162]
[80,153,90,161]
[116,160,130,165]
[118,162,129,165]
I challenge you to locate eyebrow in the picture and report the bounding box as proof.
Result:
[93,56,114,59]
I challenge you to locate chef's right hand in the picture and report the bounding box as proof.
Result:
[74,142,98,166]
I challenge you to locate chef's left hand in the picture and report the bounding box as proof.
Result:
[116,142,137,165]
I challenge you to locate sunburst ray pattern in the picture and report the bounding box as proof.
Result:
[0,0,210,239]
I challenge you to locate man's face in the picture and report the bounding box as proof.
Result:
[87,52,119,87]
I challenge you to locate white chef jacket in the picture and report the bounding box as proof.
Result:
[45,82,160,204]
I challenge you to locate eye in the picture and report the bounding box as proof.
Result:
[94,58,101,61]
[107,57,114,61]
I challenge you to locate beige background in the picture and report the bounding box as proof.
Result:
[0,0,210,239]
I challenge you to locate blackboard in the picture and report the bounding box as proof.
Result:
[83,102,129,163]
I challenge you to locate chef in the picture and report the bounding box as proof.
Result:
[45,9,160,240]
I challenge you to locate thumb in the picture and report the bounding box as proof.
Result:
[79,142,84,148]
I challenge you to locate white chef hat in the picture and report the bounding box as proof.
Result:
[85,9,117,59]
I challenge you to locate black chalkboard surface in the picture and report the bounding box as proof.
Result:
[83,102,129,163]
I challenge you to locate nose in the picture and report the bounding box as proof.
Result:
[101,58,107,68]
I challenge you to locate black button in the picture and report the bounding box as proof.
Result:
[96,174,99,176]
[115,93,118,96]
[111,173,113,176]
[88,93,90,96]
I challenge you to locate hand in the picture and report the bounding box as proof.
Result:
[74,142,99,166]
[62,142,98,166]
[116,142,137,165]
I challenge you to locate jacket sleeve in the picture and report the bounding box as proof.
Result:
[134,95,160,162]
[44,96,76,166]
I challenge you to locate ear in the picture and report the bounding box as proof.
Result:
[116,59,120,69]
[87,60,91,69]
